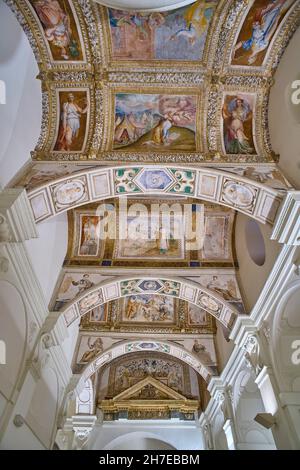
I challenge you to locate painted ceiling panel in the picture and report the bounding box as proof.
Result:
[6,0,300,166]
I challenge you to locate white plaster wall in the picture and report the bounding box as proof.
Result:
[0,394,7,424]
[269,27,300,189]
[234,213,281,311]
[90,421,204,451]
[0,1,41,188]
[25,214,68,305]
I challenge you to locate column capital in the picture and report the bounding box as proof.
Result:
[271,191,300,245]
[0,188,37,242]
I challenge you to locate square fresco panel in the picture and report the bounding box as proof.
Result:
[108,1,218,62]
[29,0,84,61]
[121,295,175,324]
[222,93,256,155]
[231,0,295,67]
[113,93,197,151]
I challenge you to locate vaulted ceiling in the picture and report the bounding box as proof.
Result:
[7,0,300,174]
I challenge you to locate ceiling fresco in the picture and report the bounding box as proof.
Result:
[5,0,300,167]
[6,0,300,400]
[78,295,217,334]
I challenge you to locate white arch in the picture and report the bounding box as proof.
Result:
[76,339,216,393]
[61,275,241,330]
[27,165,282,225]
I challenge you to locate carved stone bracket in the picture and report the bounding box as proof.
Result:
[243,335,263,377]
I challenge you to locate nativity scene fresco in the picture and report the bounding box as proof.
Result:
[232,0,296,67]
[113,93,198,151]
[107,0,218,62]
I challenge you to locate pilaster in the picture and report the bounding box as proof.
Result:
[0,188,37,242]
